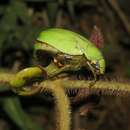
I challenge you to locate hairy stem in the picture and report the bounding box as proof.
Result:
[0,70,130,97]
[0,73,15,91]
[39,81,71,130]
[0,71,130,97]
[41,80,130,97]
[0,73,14,84]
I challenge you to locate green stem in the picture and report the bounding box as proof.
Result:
[39,81,71,130]
[0,73,14,84]
[0,70,130,97]
[10,67,44,88]
[0,67,44,95]
[0,73,14,91]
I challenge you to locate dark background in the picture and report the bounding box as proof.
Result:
[0,0,130,130]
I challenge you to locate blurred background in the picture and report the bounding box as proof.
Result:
[0,0,130,130]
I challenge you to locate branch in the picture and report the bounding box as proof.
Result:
[108,0,130,36]
[40,80,130,97]
[0,73,14,84]
[0,73,14,91]
[0,72,130,97]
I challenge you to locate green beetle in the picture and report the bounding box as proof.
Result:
[10,28,105,95]
[34,28,105,82]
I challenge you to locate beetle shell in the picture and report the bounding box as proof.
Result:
[36,28,103,61]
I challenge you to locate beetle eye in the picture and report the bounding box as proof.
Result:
[95,61,99,69]
[35,50,53,67]
[91,60,99,69]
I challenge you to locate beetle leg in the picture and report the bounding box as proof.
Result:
[47,64,74,78]
[45,63,82,78]
[53,58,64,68]
[86,61,97,87]
[44,56,85,79]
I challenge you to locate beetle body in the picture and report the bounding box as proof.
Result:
[35,28,105,75]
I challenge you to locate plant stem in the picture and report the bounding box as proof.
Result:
[39,81,71,130]
[41,80,130,97]
[0,71,130,97]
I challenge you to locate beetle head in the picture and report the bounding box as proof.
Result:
[91,58,105,75]
[85,44,105,76]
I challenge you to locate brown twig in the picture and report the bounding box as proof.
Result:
[108,0,130,36]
